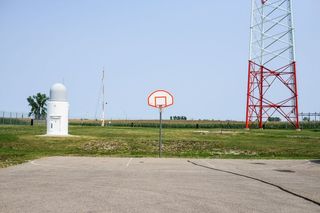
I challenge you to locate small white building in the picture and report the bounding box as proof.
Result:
[46,83,69,136]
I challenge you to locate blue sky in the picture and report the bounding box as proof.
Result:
[0,0,319,120]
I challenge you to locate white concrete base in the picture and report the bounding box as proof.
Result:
[38,134,78,138]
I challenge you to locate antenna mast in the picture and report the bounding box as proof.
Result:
[101,67,105,126]
[245,0,300,129]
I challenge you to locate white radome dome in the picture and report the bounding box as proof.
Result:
[50,83,67,101]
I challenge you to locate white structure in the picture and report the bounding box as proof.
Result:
[46,83,69,136]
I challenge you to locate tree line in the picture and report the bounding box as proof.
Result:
[170,116,187,120]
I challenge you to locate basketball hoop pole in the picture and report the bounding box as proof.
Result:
[159,106,163,158]
[147,89,174,158]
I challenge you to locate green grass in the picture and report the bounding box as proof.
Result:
[0,125,320,168]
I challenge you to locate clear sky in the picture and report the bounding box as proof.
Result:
[0,0,319,120]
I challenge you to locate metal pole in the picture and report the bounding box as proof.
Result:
[159,106,163,158]
[259,65,264,129]
[309,113,311,122]
[101,67,105,127]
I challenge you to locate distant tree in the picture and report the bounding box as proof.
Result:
[303,117,310,122]
[267,117,281,122]
[27,93,49,119]
[170,116,187,120]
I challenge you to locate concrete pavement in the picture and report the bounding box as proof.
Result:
[0,157,319,213]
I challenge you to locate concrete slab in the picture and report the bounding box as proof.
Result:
[0,157,319,213]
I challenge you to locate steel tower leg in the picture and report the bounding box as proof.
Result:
[245,0,300,129]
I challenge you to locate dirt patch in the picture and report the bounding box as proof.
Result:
[82,141,128,152]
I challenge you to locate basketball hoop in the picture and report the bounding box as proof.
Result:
[148,90,174,109]
[147,89,174,158]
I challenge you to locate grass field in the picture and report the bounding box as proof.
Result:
[0,125,320,168]
[70,119,320,129]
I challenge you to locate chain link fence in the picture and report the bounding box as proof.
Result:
[1,110,319,129]
[0,111,30,125]
[0,111,46,126]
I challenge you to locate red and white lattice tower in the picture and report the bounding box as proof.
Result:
[245,0,300,129]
